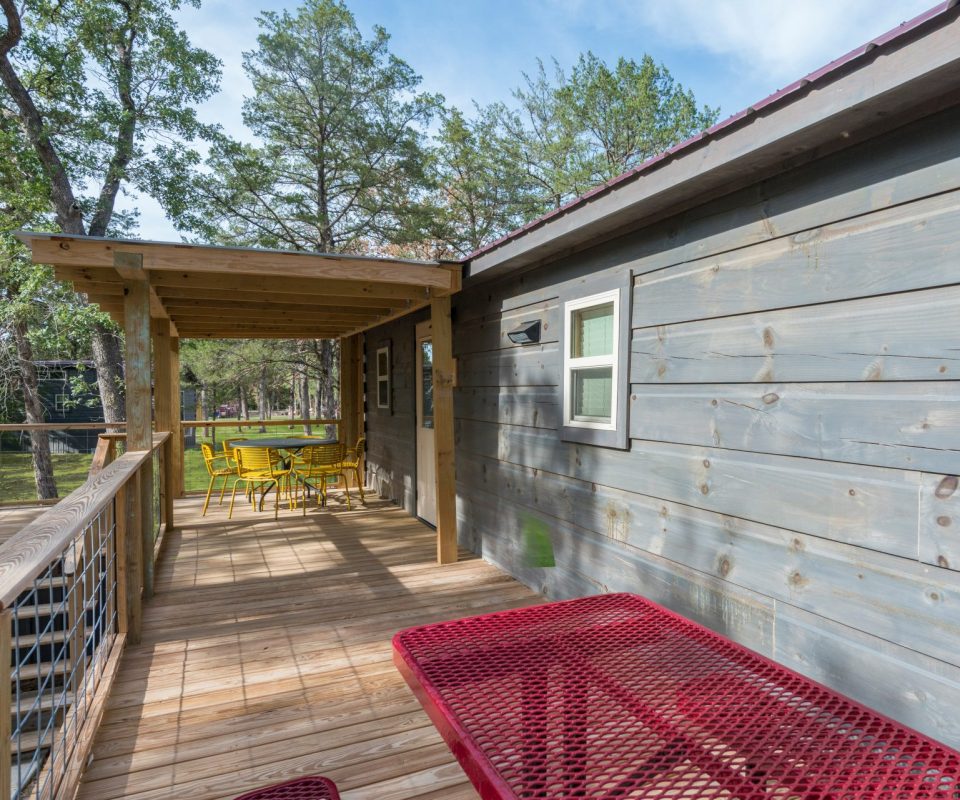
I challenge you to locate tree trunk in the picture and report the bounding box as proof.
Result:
[258,367,267,433]
[319,339,339,439]
[90,322,125,423]
[12,319,57,499]
[200,384,211,437]
[238,385,247,432]
[288,373,296,428]
[299,366,312,436]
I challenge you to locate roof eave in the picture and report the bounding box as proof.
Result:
[465,3,960,283]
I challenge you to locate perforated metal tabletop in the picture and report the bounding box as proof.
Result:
[393,593,960,800]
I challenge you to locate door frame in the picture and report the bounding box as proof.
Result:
[415,319,436,526]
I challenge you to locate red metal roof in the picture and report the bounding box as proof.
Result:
[466,2,959,264]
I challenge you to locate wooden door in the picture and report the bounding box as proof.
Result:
[415,320,437,526]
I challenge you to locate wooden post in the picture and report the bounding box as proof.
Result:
[152,319,175,530]
[121,472,143,644]
[339,334,360,455]
[431,294,458,564]
[121,256,155,598]
[170,336,183,497]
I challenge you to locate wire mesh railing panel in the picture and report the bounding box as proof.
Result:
[8,498,119,799]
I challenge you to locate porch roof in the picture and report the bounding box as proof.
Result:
[14,232,461,340]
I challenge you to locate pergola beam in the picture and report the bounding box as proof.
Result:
[151,290,402,311]
[27,235,456,290]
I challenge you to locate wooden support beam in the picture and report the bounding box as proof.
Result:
[113,251,175,333]
[121,471,143,644]
[147,269,430,300]
[124,279,154,598]
[178,331,346,340]
[152,319,176,529]
[339,335,361,459]
[153,285,407,309]
[342,297,432,338]
[165,308,381,324]
[431,294,457,564]
[33,237,454,289]
[161,301,387,318]
[170,337,183,498]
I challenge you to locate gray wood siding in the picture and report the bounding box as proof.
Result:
[366,106,960,748]
[363,310,427,515]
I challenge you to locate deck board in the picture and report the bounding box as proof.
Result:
[76,493,540,800]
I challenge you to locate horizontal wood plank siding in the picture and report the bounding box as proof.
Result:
[363,311,427,515]
[365,105,960,748]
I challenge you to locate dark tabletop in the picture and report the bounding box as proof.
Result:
[231,437,336,450]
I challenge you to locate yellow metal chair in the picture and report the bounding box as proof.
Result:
[228,447,295,520]
[222,438,247,470]
[294,444,351,514]
[342,436,366,502]
[200,443,235,516]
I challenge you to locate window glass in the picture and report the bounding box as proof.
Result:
[572,302,614,358]
[572,366,613,421]
[420,341,434,429]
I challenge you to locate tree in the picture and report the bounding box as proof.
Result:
[492,53,718,214]
[174,0,441,254]
[425,106,536,257]
[560,52,719,182]
[0,0,221,421]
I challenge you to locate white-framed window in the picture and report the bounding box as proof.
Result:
[563,289,619,431]
[376,343,391,411]
[55,393,69,412]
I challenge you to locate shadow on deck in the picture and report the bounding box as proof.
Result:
[76,492,541,800]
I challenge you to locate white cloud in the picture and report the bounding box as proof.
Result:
[631,0,934,86]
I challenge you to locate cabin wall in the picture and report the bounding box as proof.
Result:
[363,309,429,515]
[449,105,960,748]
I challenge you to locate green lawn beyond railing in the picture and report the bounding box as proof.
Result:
[0,418,337,502]
[183,419,338,493]
[0,452,93,503]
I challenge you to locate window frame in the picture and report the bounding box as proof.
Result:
[559,273,631,450]
[563,289,620,432]
[376,343,392,412]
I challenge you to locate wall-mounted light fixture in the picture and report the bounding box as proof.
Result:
[507,320,542,345]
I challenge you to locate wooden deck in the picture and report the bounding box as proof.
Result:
[75,491,541,800]
[0,505,47,545]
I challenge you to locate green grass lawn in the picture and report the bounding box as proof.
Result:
[0,452,93,503]
[183,421,336,493]
[0,419,336,501]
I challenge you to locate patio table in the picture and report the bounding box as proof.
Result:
[393,593,960,800]
[232,437,336,509]
[231,437,336,450]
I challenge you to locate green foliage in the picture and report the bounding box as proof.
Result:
[173,0,441,254]
[5,0,222,234]
[430,52,718,254]
[560,52,719,180]
[425,106,537,257]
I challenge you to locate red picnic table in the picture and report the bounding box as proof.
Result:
[393,593,960,800]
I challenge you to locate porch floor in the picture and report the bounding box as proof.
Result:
[76,491,541,800]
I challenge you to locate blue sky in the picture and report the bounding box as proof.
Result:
[134,0,935,239]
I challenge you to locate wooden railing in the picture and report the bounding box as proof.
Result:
[0,432,168,800]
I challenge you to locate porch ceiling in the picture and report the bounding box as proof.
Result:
[14,232,461,339]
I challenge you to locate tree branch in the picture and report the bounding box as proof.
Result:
[0,0,84,233]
